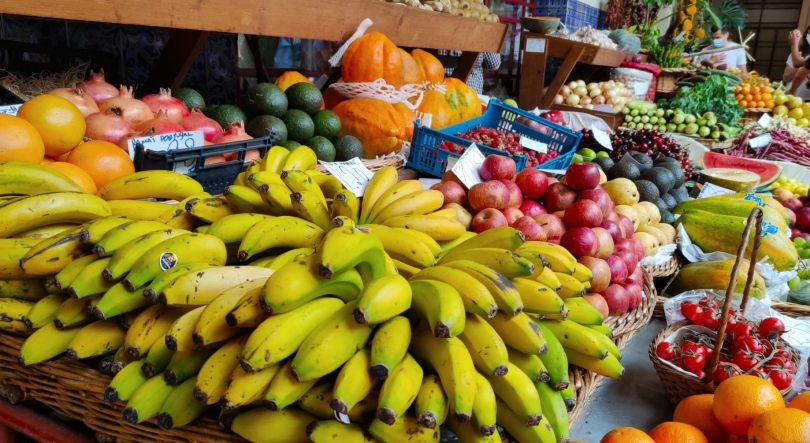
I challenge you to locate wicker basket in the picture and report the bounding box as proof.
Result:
[656,68,691,94]
[643,255,680,278]
[604,268,657,338]
[314,155,405,175]
[771,301,810,318]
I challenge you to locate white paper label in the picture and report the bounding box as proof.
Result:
[591,124,613,150]
[519,136,548,153]
[318,157,375,197]
[758,113,771,127]
[128,131,205,160]
[697,182,735,199]
[477,94,491,106]
[749,133,772,150]
[446,155,460,172]
[451,144,486,188]
[537,168,566,175]
[525,38,546,53]
[0,104,21,115]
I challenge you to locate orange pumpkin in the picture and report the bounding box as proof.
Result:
[342,32,403,88]
[411,49,445,85]
[323,78,347,110]
[393,102,416,140]
[332,98,407,158]
[274,71,312,91]
[418,90,457,130]
[444,78,482,122]
[399,49,426,85]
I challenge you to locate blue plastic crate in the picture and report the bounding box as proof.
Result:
[408,99,581,177]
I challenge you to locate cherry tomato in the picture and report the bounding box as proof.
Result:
[681,342,705,357]
[681,302,704,322]
[692,369,707,379]
[751,369,771,381]
[732,322,754,342]
[726,317,739,334]
[683,352,706,373]
[702,345,714,361]
[699,297,718,311]
[758,317,786,340]
[733,351,760,372]
[713,362,742,384]
[656,342,676,361]
[770,369,792,390]
[760,339,773,356]
[778,359,796,374]
[734,335,764,354]
[775,349,794,362]
[700,310,720,329]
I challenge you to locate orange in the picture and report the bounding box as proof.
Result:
[736,94,744,101]
[66,140,134,190]
[762,93,772,101]
[43,162,97,194]
[17,94,85,157]
[748,408,810,443]
[740,100,749,108]
[712,375,785,437]
[745,94,754,102]
[600,427,655,443]
[55,151,72,162]
[39,157,54,165]
[757,101,766,108]
[788,391,810,413]
[765,100,775,109]
[673,394,730,443]
[648,422,708,443]
[0,114,45,163]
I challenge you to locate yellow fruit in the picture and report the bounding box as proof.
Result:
[0,114,45,163]
[774,105,789,116]
[673,394,730,443]
[17,94,86,157]
[712,375,784,437]
[788,107,804,120]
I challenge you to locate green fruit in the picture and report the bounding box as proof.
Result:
[246,115,288,145]
[334,135,364,162]
[794,237,807,249]
[207,105,247,132]
[245,83,288,118]
[577,148,596,162]
[595,151,609,158]
[283,140,301,151]
[285,83,323,116]
[788,275,802,291]
[571,154,585,163]
[307,136,336,162]
[503,99,518,108]
[640,167,676,195]
[281,110,315,144]
[800,249,810,260]
[312,110,341,140]
[173,88,206,111]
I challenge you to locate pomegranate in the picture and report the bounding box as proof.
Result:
[212,121,254,160]
[179,109,223,142]
[135,110,185,135]
[77,69,119,104]
[117,128,156,156]
[47,85,98,117]
[99,86,153,125]
[141,88,190,123]
[85,107,135,144]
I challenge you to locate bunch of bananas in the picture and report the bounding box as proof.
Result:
[0,153,627,443]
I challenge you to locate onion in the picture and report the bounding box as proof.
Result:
[141,88,190,123]
[607,89,619,99]
[566,94,580,106]
[135,110,186,134]
[553,94,565,105]
[47,85,99,117]
[592,95,606,105]
[180,109,223,142]
[581,96,592,105]
[589,88,602,98]
[576,80,586,87]
[213,121,255,161]
[85,107,135,144]
[587,83,598,91]
[568,81,579,90]
[603,83,615,93]
[117,128,156,156]
[99,86,154,125]
[574,86,588,97]
[561,85,572,96]
[584,104,594,110]
[607,97,623,105]
[78,69,119,104]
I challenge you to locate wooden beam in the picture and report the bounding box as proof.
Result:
[143,29,210,93]
[0,0,507,53]
[540,45,585,109]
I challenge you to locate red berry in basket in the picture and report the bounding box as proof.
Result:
[699,310,720,329]
[733,350,761,372]
[680,301,703,322]
[699,297,718,311]
[681,342,705,357]
[769,369,792,390]
[758,317,786,340]
[714,362,742,384]
[656,342,677,361]
[683,351,706,374]
[734,335,764,354]
[732,322,755,341]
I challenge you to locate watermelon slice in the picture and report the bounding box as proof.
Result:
[702,151,782,187]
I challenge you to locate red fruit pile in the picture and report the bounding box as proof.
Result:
[441,126,560,168]
[655,296,796,390]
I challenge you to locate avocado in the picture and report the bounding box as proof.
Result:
[654,198,670,215]
[207,105,247,132]
[661,193,678,211]
[634,179,660,203]
[668,185,690,203]
[660,209,675,225]
[246,115,288,145]
[285,82,323,116]
[653,157,681,167]
[245,83,288,118]
[307,136,336,162]
[629,152,654,172]
[334,135,364,161]
[312,110,341,140]
[592,156,615,171]
[283,140,302,151]
[173,88,206,111]
[281,109,315,144]
[640,166,676,195]
[654,160,685,188]
[608,162,641,181]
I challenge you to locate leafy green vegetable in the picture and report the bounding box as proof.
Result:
[667,75,743,125]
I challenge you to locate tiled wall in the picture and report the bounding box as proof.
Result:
[535,0,606,29]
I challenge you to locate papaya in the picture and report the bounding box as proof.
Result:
[417,90,458,130]
[711,193,791,223]
[669,260,765,300]
[673,197,788,233]
[676,209,799,272]
[332,98,407,159]
[342,32,403,88]
[444,78,482,122]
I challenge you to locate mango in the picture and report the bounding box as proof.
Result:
[710,193,791,224]
[673,196,788,232]
[669,259,765,299]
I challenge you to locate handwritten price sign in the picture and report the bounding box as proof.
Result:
[318,158,375,196]
[0,104,21,116]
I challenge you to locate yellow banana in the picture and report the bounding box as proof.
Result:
[231,407,315,443]
[107,199,172,221]
[260,146,290,174]
[104,359,149,403]
[353,274,412,325]
[142,262,214,303]
[263,360,320,410]
[369,415,439,443]
[78,216,132,244]
[93,220,172,257]
[185,196,236,223]
[442,260,523,316]
[282,170,326,206]
[359,166,398,224]
[255,183,294,216]
[66,319,126,360]
[163,348,215,385]
[436,231,476,259]
[0,238,50,280]
[449,226,525,254]
[444,419,499,443]
[366,179,425,224]
[193,335,248,405]
[360,224,436,268]
[330,348,378,414]
[372,190,444,225]
[164,306,205,351]
[226,285,272,328]
[331,189,359,222]
[91,281,150,320]
[370,316,410,380]
[535,322,570,391]
[102,228,190,281]
[22,294,68,329]
[572,263,593,282]
[157,207,205,231]
[471,372,498,435]
[238,216,324,261]
[0,161,84,194]
[486,361,542,426]
[310,174,343,199]
[439,247,534,278]
[11,225,69,239]
[537,318,612,360]
[486,311,547,355]
[193,279,267,348]
[512,277,565,315]
[555,272,587,298]
[391,258,420,279]
[291,300,374,382]
[565,347,624,379]
[54,294,101,328]
[19,322,81,365]
[518,242,577,274]
[290,190,331,230]
[159,265,273,306]
[98,170,205,201]
[0,298,32,334]
[67,257,115,298]
[223,185,270,214]
[408,328,476,422]
[122,372,177,424]
[411,267,498,319]
[409,279,465,338]
[220,362,283,410]
[495,397,557,443]
[376,353,423,425]
[124,305,189,359]
[241,297,344,372]
[415,373,448,429]
[111,345,137,374]
[156,375,208,430]
[19,225,91,276]
[141,334,175,377]
[248,170,285,190]
[536,266,562,291]
[508,347,550,383]
[54,255,98,291]
[587,323,614,337]
[392,227,441,258]
[458,313,509,376]
[299,383,378,422]
[330,215,355,231]
[516,250,548,280]
[263,247,314,271]
[536,380,571,441]
[0,278,47,302]
[282,145,318,171]
[563,297,605,325]
[382,214,467,242]
[306,420,376,443]
[316,225,387,281]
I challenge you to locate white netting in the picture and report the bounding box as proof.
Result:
[329,18,374,68]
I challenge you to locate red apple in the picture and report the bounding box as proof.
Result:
[553,210,566,219]
[577,188,615,217]
[583,293,609,319]
[604,255,629,284]
[800,196,810,206]
[542,182,577,212]
[783,198,803,213]
[564,200,604,229]
[600,284,630,314]
[626,267,644,287]
[796,207,810,232]
[471,208,509,233]
[431,181,467,206]
[577,257,611,293]
[628,236,646,262]
[512,216,548,241]
[621,282,643,309]
[792,229,810,241]
[565,162,601,191]
[598,219,624,243]
[519,200,546,217]
[442,170,466,189]
[501,207,525,227]
[443,203,472,229]
[560,227,600,258]
[785,207,796,227]
[499,179,524,208]
[613,248,639,275]
[591,227,614,258]
[468,181,511,212]
[480,155,516,181]
[606,211,621,224]
[617,214,636,237]
[515,168,549,199]
[533,214,565,241]
[614,238,633,253]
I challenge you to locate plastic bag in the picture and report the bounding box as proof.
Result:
[610,67,653,101]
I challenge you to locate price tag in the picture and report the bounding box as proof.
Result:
[591,124,612,150]
[758,113,771,127]
[451,144,486,188]
[537,168,566,175]
[446,155,460,172]
[697,182,734,199]
[525,38,546,53]
[477,94,491,106]
[319,157,375,197]
[748,133,772,150]
[0,104,21,116]
[129,131,205,160]
[519,136,548,153]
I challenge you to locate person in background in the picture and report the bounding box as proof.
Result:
[785,26,810,99]
[700,24,748,78]
[441,51,502,94]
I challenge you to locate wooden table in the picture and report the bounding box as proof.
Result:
[0,0,508,90]
[519,33,641,110]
